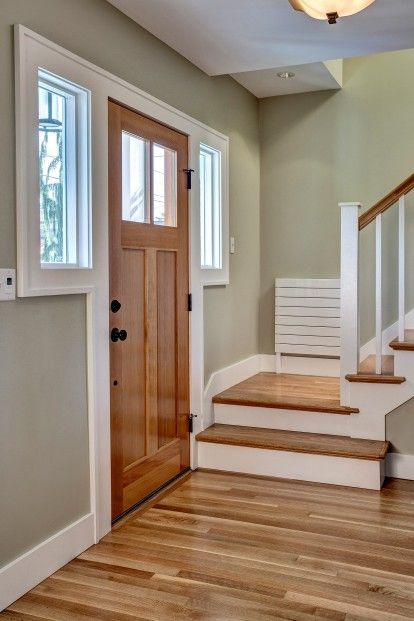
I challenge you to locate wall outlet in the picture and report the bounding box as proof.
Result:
[0,268,16,301]
[230,236,235,254]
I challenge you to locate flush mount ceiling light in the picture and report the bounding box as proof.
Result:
[277,71,296,79]
[289,0,376,23]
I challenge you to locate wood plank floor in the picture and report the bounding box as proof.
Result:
[4,471,414,620]
[212,373,359,414]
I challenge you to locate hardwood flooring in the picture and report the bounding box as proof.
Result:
[213,373,359,415]
[4,471,414,620]
[196,424,389,460]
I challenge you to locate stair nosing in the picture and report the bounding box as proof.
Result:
[345,373,406,384]
[212,395,359,415]
[196,424,389,462]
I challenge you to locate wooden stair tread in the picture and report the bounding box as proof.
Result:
[389,329,414,351]
[196,424,389,461]
[346,355,405,384]
[212,372,359,415]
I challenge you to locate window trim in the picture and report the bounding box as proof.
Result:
[16,54,92,295]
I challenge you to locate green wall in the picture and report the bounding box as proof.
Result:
[0,0,260,567]
[259,49,414,355]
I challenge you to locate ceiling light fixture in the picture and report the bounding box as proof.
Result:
[277,71,296,79]
[288,0,376,24]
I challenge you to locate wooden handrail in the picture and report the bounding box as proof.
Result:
[359,173,414,230]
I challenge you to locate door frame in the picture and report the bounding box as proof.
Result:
[15,26,229,544]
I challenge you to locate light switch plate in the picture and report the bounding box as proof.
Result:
[0,268,16,301]
[230,236,235,254]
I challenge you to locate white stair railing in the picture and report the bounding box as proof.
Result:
[340,173,414,405]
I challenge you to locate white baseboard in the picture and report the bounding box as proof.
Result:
[202,355,262,431]
[278,355,339,377]
[0,512,94,611]
[198,442,384,490]
[386,453,414,480]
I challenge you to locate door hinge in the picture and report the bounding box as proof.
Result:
[184,168,195,190]
[188,293,192,312]
[189,413,198,433]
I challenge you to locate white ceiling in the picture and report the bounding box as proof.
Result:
[107,0,414,97]
[232,60,342,98]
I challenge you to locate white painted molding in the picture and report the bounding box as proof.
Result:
[340,202,361,405]
[202,355,261,432]
[386,453,414,481]
[0,513,94,611]
[278,355,339,377]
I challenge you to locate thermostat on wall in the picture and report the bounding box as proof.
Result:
[0,269,16,301]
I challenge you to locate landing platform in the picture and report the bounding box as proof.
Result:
[212,372,359,414]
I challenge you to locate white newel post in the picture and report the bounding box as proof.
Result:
[340,202,361,405]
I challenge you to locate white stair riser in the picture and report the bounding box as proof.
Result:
[197,442,385,490]
[214,404,352,436]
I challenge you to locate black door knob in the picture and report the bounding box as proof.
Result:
[111,327,127,342]
[111,299,121,313]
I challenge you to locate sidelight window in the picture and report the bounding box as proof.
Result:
[200,144,221,270]
[38,69,91,268]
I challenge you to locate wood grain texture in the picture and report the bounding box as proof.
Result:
[196,424,389,460]
[213,372,359,414]
[359,172,414,230]
[109,101,190,520]
[346,355,406,384]
[5,471,414,620]
[390,329,414,351]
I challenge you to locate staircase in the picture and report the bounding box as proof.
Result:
[196,173,414,490]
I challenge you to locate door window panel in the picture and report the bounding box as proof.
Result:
[122,131,150,223]
[152,143,177,227]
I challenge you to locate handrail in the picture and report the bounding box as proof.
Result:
[359,173,414,230]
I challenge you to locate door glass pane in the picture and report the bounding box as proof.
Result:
[122,131,149,223]
[153,143,177,227]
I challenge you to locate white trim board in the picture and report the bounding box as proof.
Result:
[386,453,414,480]
[0,513,94,611]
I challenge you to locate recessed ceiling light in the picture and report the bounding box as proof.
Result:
[277,71,296,79]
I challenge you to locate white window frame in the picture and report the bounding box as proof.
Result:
[14,24,229,557]
[16,50,91,295]
[200,143,222,271]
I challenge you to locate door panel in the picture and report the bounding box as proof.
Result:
[157,250,178,449]
[109,100,190,521]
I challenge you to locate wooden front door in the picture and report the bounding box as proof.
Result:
[109,100,190,521]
